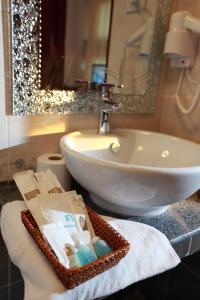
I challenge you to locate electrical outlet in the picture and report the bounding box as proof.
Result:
[15,158,25,169]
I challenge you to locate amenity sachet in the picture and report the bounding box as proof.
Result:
[13,169,99,268]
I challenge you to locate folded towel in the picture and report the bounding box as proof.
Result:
[0,201,180,300]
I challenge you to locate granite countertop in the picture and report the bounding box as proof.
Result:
[131,195,200,257]
[1,183,200,258]
[131,195,200,244]
[82,189,200,258]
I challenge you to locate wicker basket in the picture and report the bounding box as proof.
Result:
[21,206,130,289]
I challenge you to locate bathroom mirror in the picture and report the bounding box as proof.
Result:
[3,0,171,115]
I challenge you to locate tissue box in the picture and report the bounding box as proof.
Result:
[21,206,130,289]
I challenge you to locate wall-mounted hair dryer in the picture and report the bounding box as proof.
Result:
[164,11,200,115]
[164,11,200,68]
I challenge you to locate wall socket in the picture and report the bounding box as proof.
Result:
[15,158,25,169]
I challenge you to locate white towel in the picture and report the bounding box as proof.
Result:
[1,201,180,300]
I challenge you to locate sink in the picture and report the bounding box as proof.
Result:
[60,129,200,216]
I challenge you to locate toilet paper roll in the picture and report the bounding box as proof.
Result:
[36,153,71,191]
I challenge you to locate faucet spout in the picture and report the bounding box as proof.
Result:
[98,83,122,135]
[99,110,111,135]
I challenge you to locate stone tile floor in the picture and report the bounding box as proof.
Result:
[1,183,200,299]
[0,183,24,300]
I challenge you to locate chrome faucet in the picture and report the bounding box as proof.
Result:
[75,80,121,135]
[99,83,121,135]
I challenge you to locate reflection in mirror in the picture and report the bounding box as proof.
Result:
[4,0,171,115]
[41,0,112,90]
[108,1,157,95]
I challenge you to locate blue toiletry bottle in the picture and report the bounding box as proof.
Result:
[93,237,112,257]
[76,241,97,266]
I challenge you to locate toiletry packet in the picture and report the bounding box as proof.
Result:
[39,193,96,256]
[14,169,97,265]
[13,169,64,205]
[41,222,75,268]
[27,197,47,227]
[13,170,40,202]
[70,195,96,238]
[34,169,65,194]
[26,191,77,229]
[39,193,96,238]
[38,192,79,234]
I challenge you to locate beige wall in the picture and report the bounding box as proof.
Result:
[0,1,162,182]
[160,0,200,143]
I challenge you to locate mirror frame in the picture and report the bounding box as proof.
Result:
[3,0,171,115]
